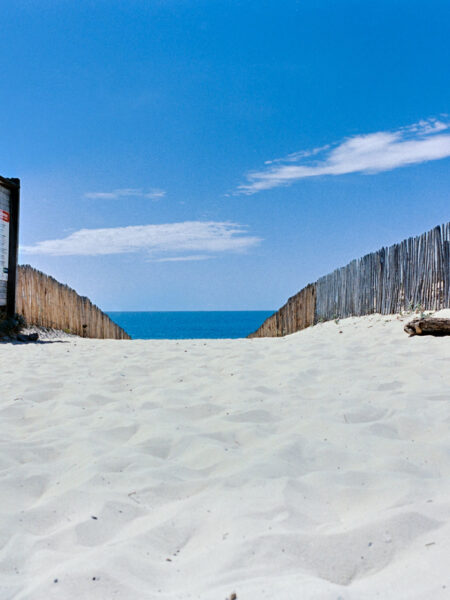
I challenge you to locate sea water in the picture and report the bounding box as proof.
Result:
[107,311,274,340]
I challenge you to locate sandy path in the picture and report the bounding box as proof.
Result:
[1,313,449,599]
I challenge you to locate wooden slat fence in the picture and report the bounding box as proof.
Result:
[16,265,130,339]
[248,284,315,338]
[250,222,450,337]
[316,223,450,319]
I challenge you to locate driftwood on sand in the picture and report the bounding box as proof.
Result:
[404,318,450,337]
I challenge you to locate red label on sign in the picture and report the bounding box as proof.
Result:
[1,210,10,222]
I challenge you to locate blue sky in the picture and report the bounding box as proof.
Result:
[1,0,449,310]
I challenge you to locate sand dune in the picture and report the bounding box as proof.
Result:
[1,313,450,599]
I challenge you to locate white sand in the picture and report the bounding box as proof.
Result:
[1,312,450,600]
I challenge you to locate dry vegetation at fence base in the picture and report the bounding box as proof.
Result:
[250,223,450,338]
[16,265,130,340]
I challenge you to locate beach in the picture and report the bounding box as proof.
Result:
[1,312,450,599]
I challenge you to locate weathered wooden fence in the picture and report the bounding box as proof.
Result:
[316,223,450,319]
[248,284,315,338]
[16,265,130,339]
[250,223,450,337]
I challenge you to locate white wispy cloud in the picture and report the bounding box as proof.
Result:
[21,221,261,259]
[150,255,214,263]
[84,188,166,200]
[237,117,450,194]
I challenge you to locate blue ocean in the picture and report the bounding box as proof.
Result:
[107,311,274,340]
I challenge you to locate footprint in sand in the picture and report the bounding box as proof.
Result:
[96,424,139,445]
[367,422,400,439]
[376,381,404,392]
[344,406,387,424]
[225,410,275,423]
[1,474,48,511]
[75,501,144,546]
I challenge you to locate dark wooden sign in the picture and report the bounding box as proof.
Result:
[0,176,20,318]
